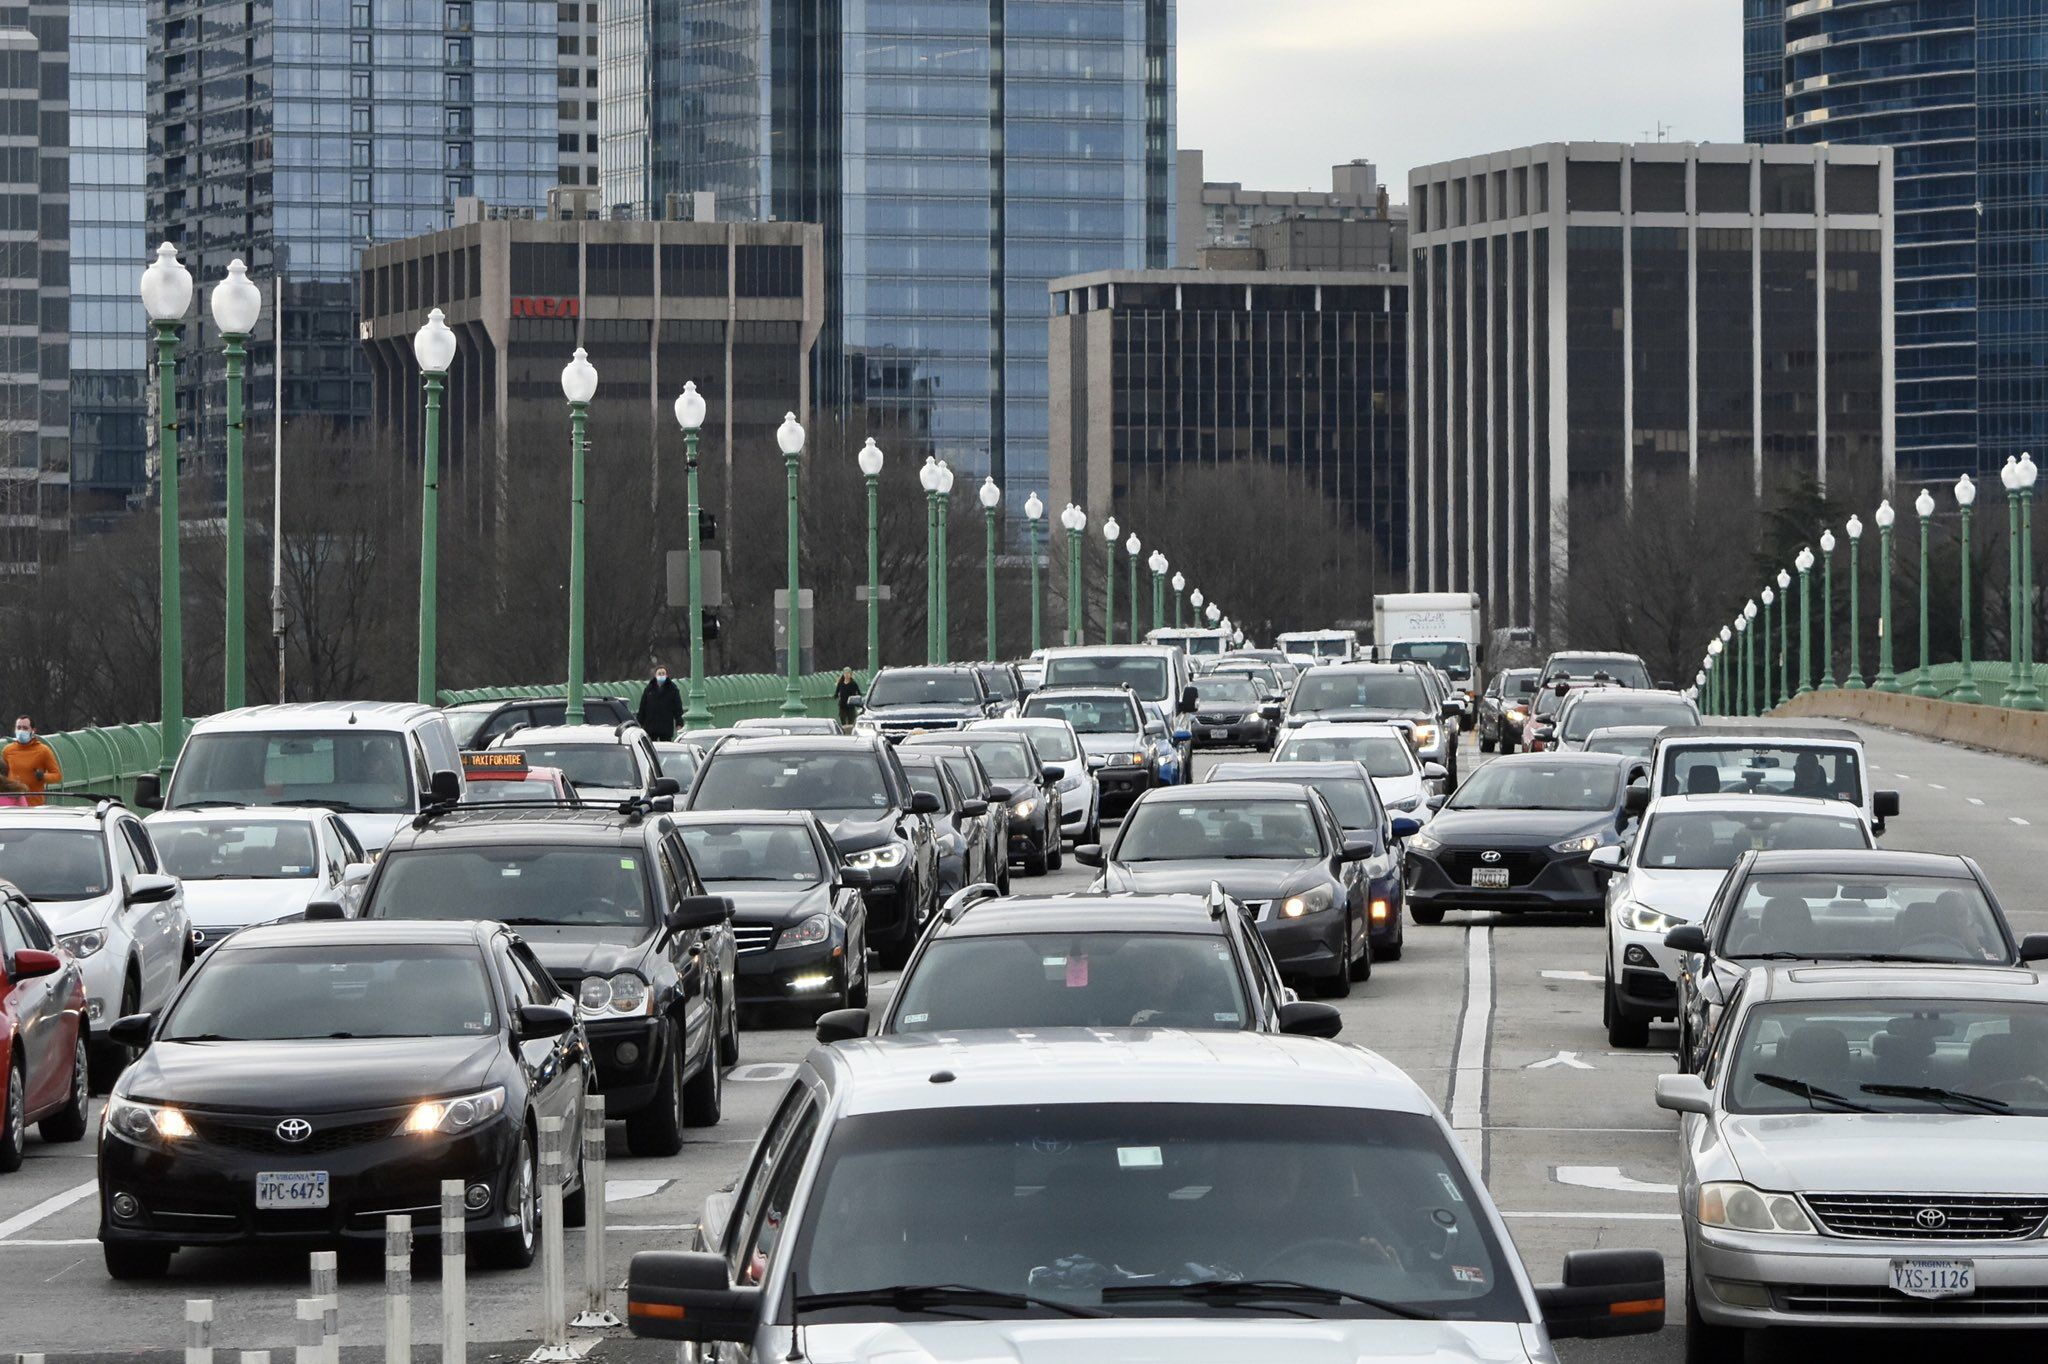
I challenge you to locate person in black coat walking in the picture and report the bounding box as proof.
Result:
[834,668,863,729]
[636,665,685,741]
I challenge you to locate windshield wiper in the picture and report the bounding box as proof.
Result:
[1103,1278,1444,1321]
[496,917,564,926]
[1860,1082,2010,1114]
[795,1283,1109,1320]
[171,800,251,810]
[165,1033,242,1042]
[1752,1071,1876,1112]
[296,799,372,813]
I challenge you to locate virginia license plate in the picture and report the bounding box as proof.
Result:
[1889,1259,1973,1300]
[1472,868,1510,888]
[1207,728,1229,740]
[256,1171,329,1210]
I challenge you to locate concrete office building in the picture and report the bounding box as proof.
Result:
[1049,261,1409,573]
[1745,0,2047,479]
[1407,142,1893,638]
[1176,148,1403,266]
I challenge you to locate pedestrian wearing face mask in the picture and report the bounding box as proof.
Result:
[636,664,685,741]
[2,715,61,806]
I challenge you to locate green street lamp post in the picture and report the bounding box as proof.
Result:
[210,258,263,711]
[1101,516,1120,644]
[1760,584,1776,713]
[1190,587,1204,636]
[1124,532,1141,644]
[1952,475,1982,704]
[856,437,884,679]
[678,383,714,725]
[1844,515,1866,689]
[1024,492,1044,653]
[1818,529,1838,689]
[1708,638,1724,714]
[1171,572,1185,628]
[1694,669,1707,712]
[2004,454,2043,710]
[1742,599,1758,714]
[1874,500,1898,691]
[1060,503,1086,645]
[1795,545,1815,696]
[141,243,194,779]
[1149,551,1168,632]
[1719,628,1733,712]
[409,307,456,707]
[560,347,598,718]
[776,411,808,713]
[979,476,1002,660]
[1775,569,1793,704]
[1912,487,1938,697]
[934,460,953,665]
[920,459,941,663]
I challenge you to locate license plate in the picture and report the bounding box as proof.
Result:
[256,1171,330,1210]
[1889,1259,1974,1300]
[1472,868,1510,888]
[1207,728,1229,740]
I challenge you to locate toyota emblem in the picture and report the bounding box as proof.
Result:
[1480,850,1502,864]
[1915,1207,1948,1231]
[276,1118,313,1143]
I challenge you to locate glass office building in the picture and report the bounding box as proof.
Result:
[1746,0,2048,479]
[639,0,1175,498]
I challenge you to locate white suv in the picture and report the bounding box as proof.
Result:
[491,724,663,805]
[0,802,188,1085]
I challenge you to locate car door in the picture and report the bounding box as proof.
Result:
[720,1082,823,1351]
[657,838,715,1068]
[498,936,586,1139]
[123,818,188,987]
[2,898,59,1111]
[108,821,170,1007]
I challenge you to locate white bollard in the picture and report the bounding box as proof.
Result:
[185,1300,214,1364]
[310,1250,340,1364]
[19,1353,47,1364]
[570,1095,618,1329]
[242,1351,271,1364]
[525,1117,574,1362]
[440,1180,466,1364]
[385,1214,414,1364]
[294,1298,324,1364]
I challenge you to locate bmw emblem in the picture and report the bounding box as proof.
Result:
[1480,850,1502,864]
[1915,1207,1948,1231]
[276,1118,313,1143]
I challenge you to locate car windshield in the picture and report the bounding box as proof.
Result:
[1663,743,1864,803]
[169,731,415,814]
[446,709,493,750]
[1727,1001,2048,1117]
[518,744,637,790]
[1225,774,1377,831]
[1531,686,1579,719]
[162,942,497,1040]
[1292,673,1430,714]
[693,752,891,813]
[1561,697,1696,742]
[678,824,824,884]
[977,667,1020,700]
[1636,811,1868,870]
[893,933,1250,1032]
[1388,640,1471,673]
[1193,679,1260,708]
[1543,656,1653,689]
[869,670,983,707]
[903,766,951,808]
[1447,761,1618,812]
[0,828,111,899]
[946,739,1033,782]
[1276,732,1415,777]
[155,820,321,881]
[1116,800,1323,861]
[367,847,652,926]
[1022,696,1140,735]
[1718,874,2011,963]
[997,726,1077,762]
[790,1103,1518,1319]
[1043,656,1169,700]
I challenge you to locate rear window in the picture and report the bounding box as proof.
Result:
[1542,656,1652,689]
[1291,672,1429,714]
[1043,656,1169,700]
[1720,874,2010,964]
[893,932,1249,1032]
[1662,743,1864,803]
[1561,696,1696,742]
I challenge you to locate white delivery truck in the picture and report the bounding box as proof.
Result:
[1373,592,1484,728]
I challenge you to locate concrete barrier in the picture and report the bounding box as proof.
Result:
[1775,688,2048,764]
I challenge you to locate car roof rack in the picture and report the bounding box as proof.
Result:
[940,882,1003,924]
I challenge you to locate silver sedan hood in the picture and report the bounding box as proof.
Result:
[1721,1112,2048,1194]
[791,1318,1544,1363]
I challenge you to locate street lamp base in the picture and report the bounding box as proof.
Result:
[1909,676,1941,698]
[1843,674,1866,690]
[780,691,807,716]
[2002,683,2046,712]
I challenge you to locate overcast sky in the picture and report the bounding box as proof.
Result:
[1178,0,1741,198]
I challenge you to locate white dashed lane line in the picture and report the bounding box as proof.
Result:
[1929,783,1946,791]
[1969,797,1986,806]
[2012,817,2032,826]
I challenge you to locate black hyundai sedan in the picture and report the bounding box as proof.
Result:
[97,920,590,1278]
[1403,752,1640,924]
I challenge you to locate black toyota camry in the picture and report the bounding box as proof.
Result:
[97,919,591,1279]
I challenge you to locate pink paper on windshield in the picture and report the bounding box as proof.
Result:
[1066,956,1089,988]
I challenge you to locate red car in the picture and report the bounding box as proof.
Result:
[460,751,580,807]
[2,883,91,1171]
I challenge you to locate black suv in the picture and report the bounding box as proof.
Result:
[685,735,941,965]
[349,806,738,1155]
[851,665,999,740]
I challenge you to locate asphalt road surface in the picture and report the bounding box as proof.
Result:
[5,723,2046,1363]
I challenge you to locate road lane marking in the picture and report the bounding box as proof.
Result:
[1449,926,1493,1168]
[1929,783,1946,791]
[0,1180,96,1242]
[1525,1051,1593,1070]
[2012,817,2032,826]
[604,1179,670,1203]
[1969,798,1985,806]
[1555,1165,1678,1196]
[1539,970,1600,983]
[609,1224,697,1233]
[0,1238,99,1248]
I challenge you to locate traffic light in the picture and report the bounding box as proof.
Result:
[701,611,721,642]
[698,509,718,543]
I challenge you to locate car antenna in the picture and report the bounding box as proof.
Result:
[786,1312,808,1361]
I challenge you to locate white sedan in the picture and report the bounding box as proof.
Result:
[145,808,374,953]
[1274,721,1444,817]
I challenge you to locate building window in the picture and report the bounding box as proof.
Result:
[444,36,472,65]
[1631,162,1685,213]
[351,140,372,167]
[1760,163,1814,214]
[352,71,371,99]
[350,0,370,26]
[351,174,370,202]
[350,34,371,63]
[1565,160,1620,212]
[1696,162,1750,214]
[1825,163,1879,215]
[352,105,370,133]
[445,72,471,102]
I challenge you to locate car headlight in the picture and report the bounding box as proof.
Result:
[1011,797,1038,817]
[845,842,907,870]
[577,972,651,1015]
[1552,834,1601,853]
[1106,750,1146,767]
[1388,795,1422,812]
[1280,885,1336,918]
[105,1095,194,1144]
[402,1085,507,1136]
[775,913,831,951]
[1506,707,1526,721]
[1697,1181,1815,1235]
[60,928,109,959]
[1410,724,1438,748]
[1407,832,1441,853]
[1620,903,1683,933]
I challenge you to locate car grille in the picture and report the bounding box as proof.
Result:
[879,717,961,732]
[1437,848,1550,886]
[732,922,778,956]
[1775,1283,2048,1317]
[1195,712,1247,725]
[188,1113,400,1155]
[1803,1193,2048,1241]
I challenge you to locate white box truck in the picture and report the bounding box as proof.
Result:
[1373,592,1484,728]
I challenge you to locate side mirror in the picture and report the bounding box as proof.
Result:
[984,785,1014,804]
[132,773,162,810]
[1663,924,1708,955]
[1178,686,1199,713]
[1421,761,1448,780]
[908,791,941,816]
[1439,702,1459,720]
[126,873,179,906]
[304,896,348,921]
[1085,754,1107,770]
[1588,845,1625,871]
[1040,764,1065,783]
[1535,1248,1666,1340]
[665,895,732,936]
[517,1004,576,1040]
[1653,1073,1714,1117]
[1425,794,1448,812]
[1873,789,1901,820]
[1072,844,1104,868]
[428,768,461,805]
[845,695,865,713]
[2019,933,2048,963]
[1144,719,1167,738]
[1389,816,1421,840]
[960,798,988,818]
[1173,729,1193,744]
[108,1012,156,1050]
[649,776,681,798]
[340,861,373,886]
[1623,785,1650,817]
[1277,1000,1343,1038]
[814,1008,871,1044]
[1338,833,1376,863]
[627,1250,761,1344]
[9,947,61,980]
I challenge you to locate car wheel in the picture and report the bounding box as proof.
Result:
[1684,1260,1746,1364]
[1605,967,1649,1049]
[1410,904,1446,926]
[477,1129,539,1269]
[40,1036,91,1143]
[624,1023,685,1157]
[1346,920,1373,983]
[89,971,141,1094]
[1379,916,1404,962]
[0,1063,24,1173]
[1479,733,1496,754]
[1046,827,1063,872]
[682,1031,723,1128]
[718,985,740,1068]
[1316,924,1354,999]
[1023,842,1048,876]
[103,1241,173,1280]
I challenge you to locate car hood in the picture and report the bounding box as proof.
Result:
[1289,709,1417,727]
[517,925,656,979]
[32,891,121,934]
[1622,868,1726,920]
[1424,809,1613,847]
[339,813,409,854]
[1076,733,1147,759]
[124,1035,502,1112]
[790,1318,1540,1364]
[713,883,832,926]
[1720,1113,2048,1194]
[826,813,908,852]
[181,878,323,929]
[1105,859,1327,899]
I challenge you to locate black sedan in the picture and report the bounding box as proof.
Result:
[904,731,1062,876]
[97,920,591,1278]
[897,751,1006,896]
[1076,783,1378,997]
[1403,752,1640,924]
[1477,668,1539,753]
